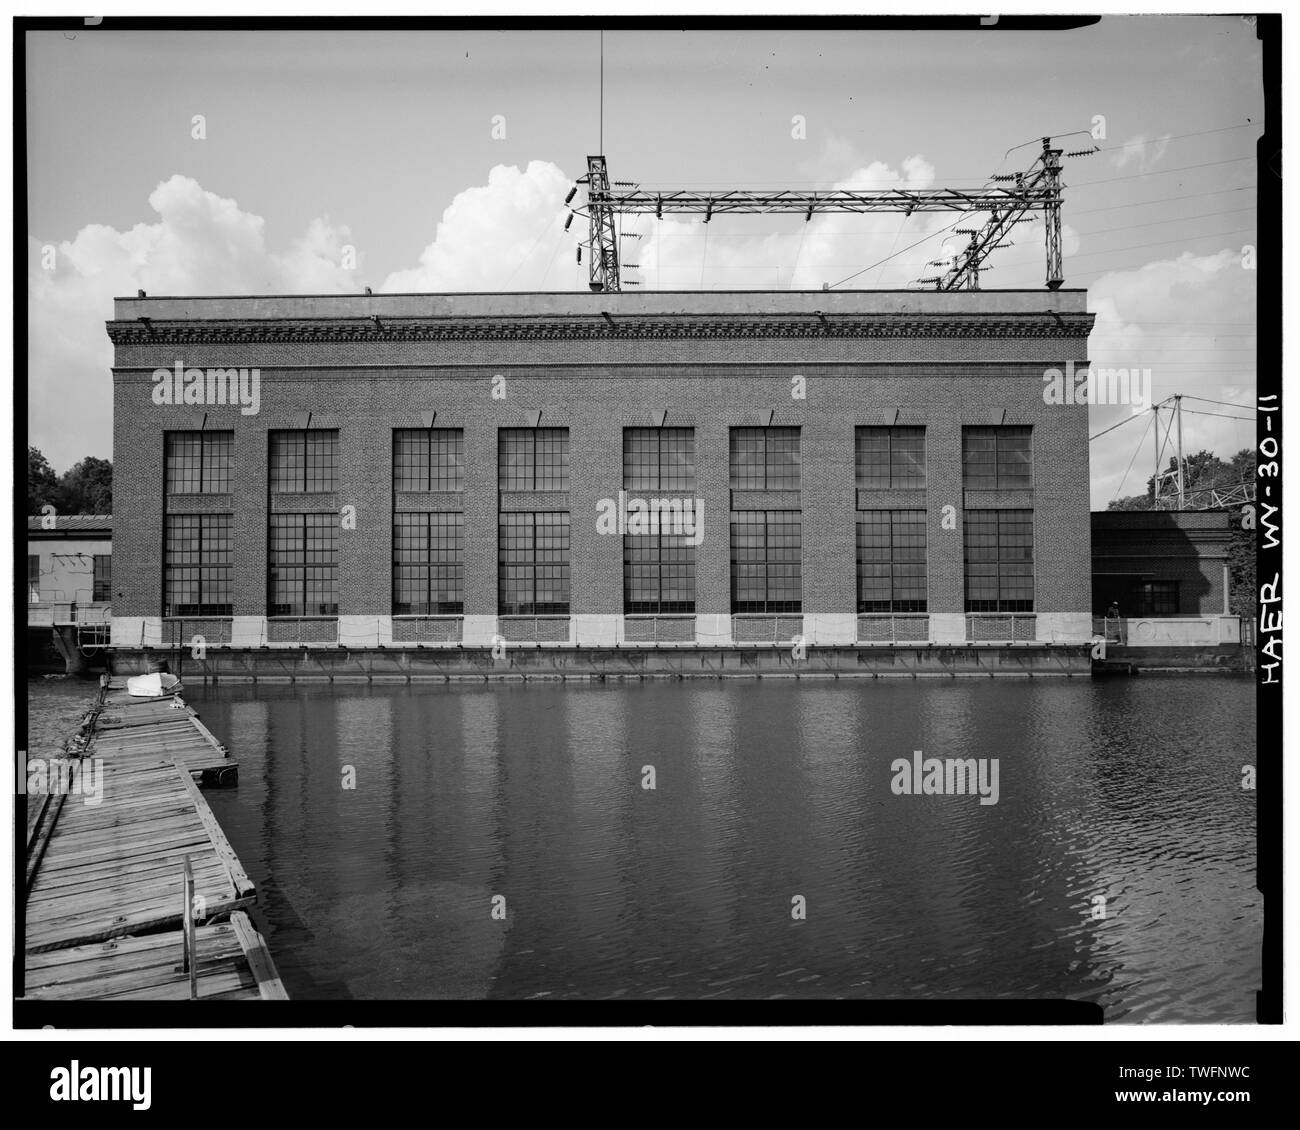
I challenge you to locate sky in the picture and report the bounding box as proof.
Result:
[25,18,1262,506]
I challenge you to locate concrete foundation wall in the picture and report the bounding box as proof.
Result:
[108,643,1093,681]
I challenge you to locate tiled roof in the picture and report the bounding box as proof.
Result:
[27,514,113,533]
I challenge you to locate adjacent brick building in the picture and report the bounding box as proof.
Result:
[1091,510,1235,617]
[107,289,1095,653]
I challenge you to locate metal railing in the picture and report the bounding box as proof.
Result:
[1092,615,1124,644]
[731,614,804,644]
[163,619,234,647]
[623,615,697,644]
[966,613,1038,643]
[264,618,340,646]
[391,616,464,644]
[497,616,571,643]
[856,613,931,644]
[27,599,111,627]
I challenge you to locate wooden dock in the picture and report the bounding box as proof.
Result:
[24,912,286,1001]
[92,681,238,783]
[23,676,288,1001]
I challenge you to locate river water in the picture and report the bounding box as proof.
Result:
[25,677,99,758]
[28,676,1259,1020]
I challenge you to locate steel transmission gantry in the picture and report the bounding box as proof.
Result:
[570,138,1077,293]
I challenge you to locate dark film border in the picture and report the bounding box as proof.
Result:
[10,11,1282,1032]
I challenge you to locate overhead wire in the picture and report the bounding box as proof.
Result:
[1110,410,1155,502]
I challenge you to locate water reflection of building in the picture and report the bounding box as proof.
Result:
[106,290,1095,665]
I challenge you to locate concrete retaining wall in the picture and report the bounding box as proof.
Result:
[108,644,1092,682]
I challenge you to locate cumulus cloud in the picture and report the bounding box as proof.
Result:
[1110,133,1172,174]
[1086,248,1255,508]
[382,161,576,293]
[636,152,949,291]
[28,159,1254,511]
[28,162,580,468]
[29,175,359,469]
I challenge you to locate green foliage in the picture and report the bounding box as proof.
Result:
[27,447,61,514]
[1227,508,1257,621]
[60,456,113,514]
[1108,447,1254,511]
[27,447,113,515]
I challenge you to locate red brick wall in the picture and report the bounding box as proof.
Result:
[111,300,1094,625]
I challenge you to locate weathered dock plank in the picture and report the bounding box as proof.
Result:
[23,912,284,1002]
[92,693,234,779]
[231,911,290,1000]
[24,678,286,1000]
[25,758,253,952]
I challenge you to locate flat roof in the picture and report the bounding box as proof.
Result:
[1091,510,1231,527]
[113,288,1090,322]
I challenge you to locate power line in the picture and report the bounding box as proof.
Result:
[1094,122,1259,153]
[827,213,969,289]
[988,226,1255,272]
[1070,155,1256,189]
[1067,206,1256,238]
[643,200,1255,243]
[1071,185,1254,217]
[1064,257,1250,281]
[1088,329,1256,335]
[788,219,810,290]
[505,209,565,286]
[537,213,571,289]
[625,126,1260,190]
[641,188,1255,237]
[1091,411,1149,441]
[602,131,1261,291]
[873,212,913,287]
[1069,227,1256,255]
[1091,319,1255,326]
[1183,394,1256,410]
[1110,411,1154,502]
[1179,407,1255,423]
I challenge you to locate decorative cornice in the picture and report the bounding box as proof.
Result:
[107,313,1095,346]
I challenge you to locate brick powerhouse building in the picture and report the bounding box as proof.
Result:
[107,289,1094,666]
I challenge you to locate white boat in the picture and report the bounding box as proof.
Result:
[125,671,184,698]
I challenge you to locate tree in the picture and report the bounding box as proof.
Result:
[1107,448,1254,511]
[28,447,61,514]
[1107,492,1154,511]
[1229,447,1255,483]
[1227,510,1256,621]
[27,448,114,515]
[60,456,113,514]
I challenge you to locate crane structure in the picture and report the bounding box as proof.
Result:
[570,137,1078,294]
[1097,393,1257,512]
[1148,395,1257,512]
